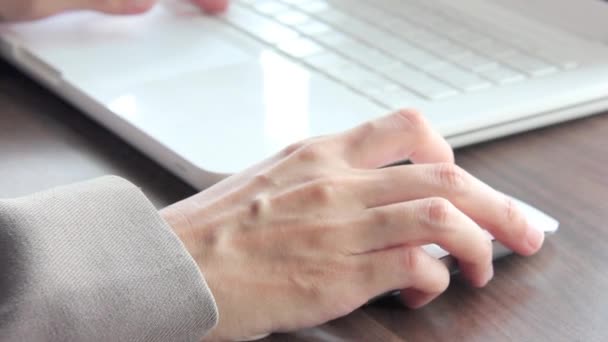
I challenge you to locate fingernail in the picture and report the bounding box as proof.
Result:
[400,289,433,309]
[484,265,494,285]
[197,0,229,13]
[127,0,153,12]
[525,224,545,253]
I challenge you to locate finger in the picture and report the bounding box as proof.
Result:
[89,0,157,15]
[336,110,454,169]
[3,0,158,20]
[355,246,450,307]
[345,198,493,287]
[354,163,544,256]
[191,0,229,14]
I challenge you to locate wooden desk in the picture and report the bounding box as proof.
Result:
[2,59,607,341]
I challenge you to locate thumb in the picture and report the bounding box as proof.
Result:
[191,0,229,14]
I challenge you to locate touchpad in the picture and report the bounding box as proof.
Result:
[3,0,254,86]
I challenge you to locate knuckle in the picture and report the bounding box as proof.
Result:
[428,267,451,294]
[393,109,426,132]
[434,163,468,193]
[473,238,493,264]
[250,173,276,189]
[295,141,327,163]
[502,196,522,227]
[355,121,378,139]
[402,249,450,294]
[353,258,375,281]
[402,248,424,272]
[347,120,379,152]
[369,209,390,228]
[247,195,272,220]
[421,197,454,229]
[281,140,307,157]
[308,178,340,204]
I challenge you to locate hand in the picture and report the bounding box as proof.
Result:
[0,0,229,21]
[160,110,545,341]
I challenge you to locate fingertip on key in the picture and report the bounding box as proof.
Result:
[193,0,230,14]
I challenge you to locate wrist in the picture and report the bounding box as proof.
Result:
[160,206,198,258]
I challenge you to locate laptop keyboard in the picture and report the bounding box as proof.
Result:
[223,0,579,109]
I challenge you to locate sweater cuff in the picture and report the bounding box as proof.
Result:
[0,176,218,341]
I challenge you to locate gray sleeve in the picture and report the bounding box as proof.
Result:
[0,176,218,342]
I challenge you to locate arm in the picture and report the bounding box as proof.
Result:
[0,176,217,341]
[0,111,545,341]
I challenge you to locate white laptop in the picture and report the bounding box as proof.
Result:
[1,0,608,189]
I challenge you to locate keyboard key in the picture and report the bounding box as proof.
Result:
[469,39,517,59]
[452,53,498,72]
[536,54,578,70]
[478,66,526,85]
[429,66,492,92]
[376,88,420,109]
[426,18,468,36]
[399,29,443,47]
[423,41,470,60]
[501,34,580,69]
[413,82,459,100]
[277,38,325,58]
[390,18,423,34]
[367,80,402,94]
[502,54,558,77]
[396,5,440,26]
[275,11,310,26]
[418,60,450,72]
[340,21,386,43]
[446,28,487,45]
[366,14,402,31]
[323,62,364,79]
[253,1,289,15]
[398,50,445,70]
[363,85,402,103]
[332,0,396,25]
[332,40,375,60]
[381,66,458,100]
[294,20,332,36]
[313,7,350,24]
[304,52,351,71]
[313,31,352,46]
[224,6,299,44]
[319,13,367,37]
[322,62,379,88]
[294,0,330,13]
[349,50,401,72]
[501,37,580,70]
[334,68,388,90]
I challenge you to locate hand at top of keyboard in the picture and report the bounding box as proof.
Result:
[0,0,229,21]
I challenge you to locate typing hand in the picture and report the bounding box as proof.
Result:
[160,110,545,341]
[0,0,229,21]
